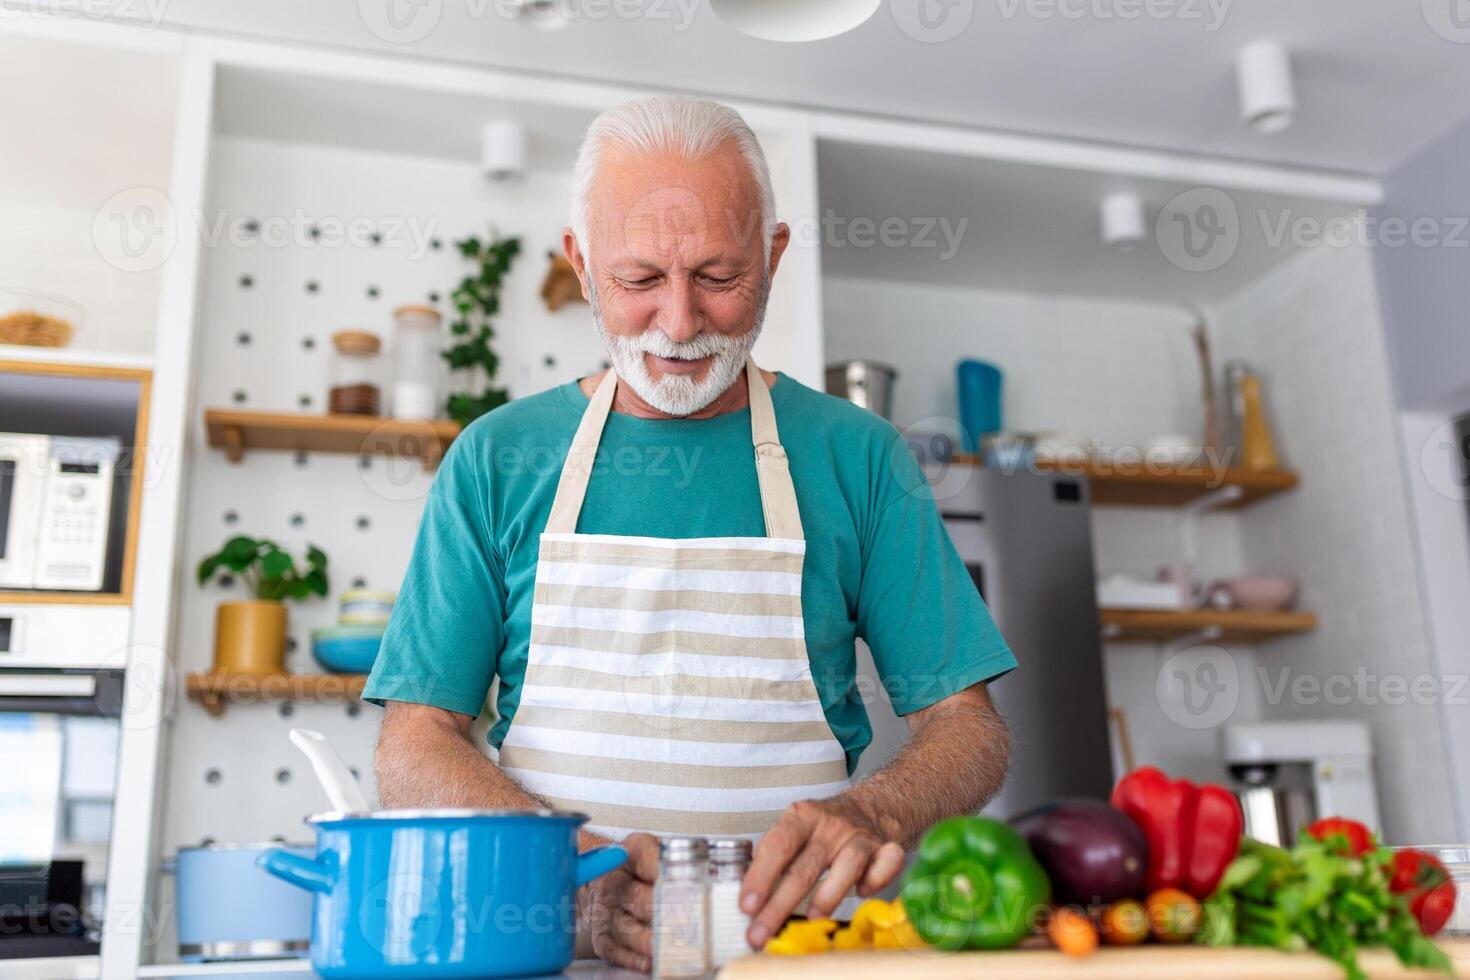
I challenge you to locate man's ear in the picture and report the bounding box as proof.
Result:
[766,221,792,280]
[562,227,591,301]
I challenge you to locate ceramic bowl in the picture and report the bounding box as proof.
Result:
[1219,575,1299,612]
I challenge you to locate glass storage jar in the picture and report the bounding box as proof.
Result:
[329,330,381,415]
[391,304,444,419]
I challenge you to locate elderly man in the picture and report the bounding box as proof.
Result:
[366,94,1015,972]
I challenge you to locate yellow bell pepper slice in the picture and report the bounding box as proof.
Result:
[849,899,895,942]
[832,927,865,951]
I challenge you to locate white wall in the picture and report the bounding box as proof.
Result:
[0,32,177,355]
[823,275,1264,783]
[1212,242,1457,845]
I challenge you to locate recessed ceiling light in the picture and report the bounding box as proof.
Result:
[1236,40,1296,135]
[1100,192,1146,251]
[710,0,882,42]
[509,0,571,31]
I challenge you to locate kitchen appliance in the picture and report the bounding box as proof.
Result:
[1222,720,1381,848]
[0,668,126,961]
[169,843,315,962]
[854,463,1114,815]
[0,434,119,591]
[956,360,1003,453]
[825,360,896,419]
[259,810,627,979]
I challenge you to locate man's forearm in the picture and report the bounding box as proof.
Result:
[839,683,1009,848]
[374,702,610,849]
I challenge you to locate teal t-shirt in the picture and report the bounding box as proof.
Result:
[364,374,1015,774]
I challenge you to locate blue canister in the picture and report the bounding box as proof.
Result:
[956,359,1004,453]
[173,842,315,961]
[258,809,626,980]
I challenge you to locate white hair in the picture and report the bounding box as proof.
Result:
[570,94,776,264]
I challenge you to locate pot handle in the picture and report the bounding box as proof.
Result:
[575,845,628,887]
[257,848,336,893]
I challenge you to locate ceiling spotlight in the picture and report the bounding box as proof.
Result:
[508,0,571,31]
[1236,40,1295,135]
[1100,192,1146,251]
[481,119,528,182]
[710,0,882,42]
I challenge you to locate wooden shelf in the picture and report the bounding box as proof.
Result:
[204,409,460,469]
[0,591,131,606]
[1100,608,1318,645]
[951,454,1298,508]
[185,671,369,717]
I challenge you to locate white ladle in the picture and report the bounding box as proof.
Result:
[289,728,371,813]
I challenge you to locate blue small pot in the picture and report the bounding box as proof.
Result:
[173,842,315,961]
[258,809,626,979]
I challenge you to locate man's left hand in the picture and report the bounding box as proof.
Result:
[739,797,907,950]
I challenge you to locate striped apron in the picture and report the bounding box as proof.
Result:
[498,358,851,840]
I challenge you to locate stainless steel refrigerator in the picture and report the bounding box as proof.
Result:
[853,463,1114,816]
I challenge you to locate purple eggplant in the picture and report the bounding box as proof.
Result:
[1010,798,1149,906]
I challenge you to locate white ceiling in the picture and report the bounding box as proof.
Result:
[815,139,1358,304]
[146,0,1470,177]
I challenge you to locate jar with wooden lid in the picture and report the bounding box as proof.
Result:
[390,304,443,419]
[329,330,382,416]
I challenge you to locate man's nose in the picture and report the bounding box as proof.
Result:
[659,277,701,343]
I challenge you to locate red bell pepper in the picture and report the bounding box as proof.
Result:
[1388,849,1457,936]
[1306,817,1375,857]
[1110,767,1243,899]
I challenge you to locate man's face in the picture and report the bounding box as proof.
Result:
[565,140,791,415]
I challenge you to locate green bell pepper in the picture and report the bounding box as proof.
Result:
[900,816,1052,950]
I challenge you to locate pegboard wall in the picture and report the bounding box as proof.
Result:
[160,135,609,863]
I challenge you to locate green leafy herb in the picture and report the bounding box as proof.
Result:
[1202,835,1452,980]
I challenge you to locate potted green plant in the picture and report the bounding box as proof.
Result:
[197,536,328,675]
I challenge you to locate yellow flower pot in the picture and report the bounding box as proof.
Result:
[212,600,288,675]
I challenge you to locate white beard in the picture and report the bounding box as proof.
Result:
[590,277,768,417]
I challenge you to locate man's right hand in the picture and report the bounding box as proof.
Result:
[578,832,659,973]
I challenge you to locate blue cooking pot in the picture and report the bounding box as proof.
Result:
[258,809,626,979]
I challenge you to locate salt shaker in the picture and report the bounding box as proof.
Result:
[653,837,709,978]
[708,838,753,967]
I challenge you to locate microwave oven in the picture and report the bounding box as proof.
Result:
[0,434,120,592]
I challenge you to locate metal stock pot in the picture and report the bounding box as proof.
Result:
[258,808,627,979]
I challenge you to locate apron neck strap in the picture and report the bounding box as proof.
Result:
[543,357,804,541]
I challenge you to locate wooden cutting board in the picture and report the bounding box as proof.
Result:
[718,938,1470,979]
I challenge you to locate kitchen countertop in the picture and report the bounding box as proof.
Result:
[129,941,1470,978]
[135,957,649,979]
[719,939,1470,979]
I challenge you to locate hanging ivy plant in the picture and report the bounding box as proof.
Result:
[443,230,522,427]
